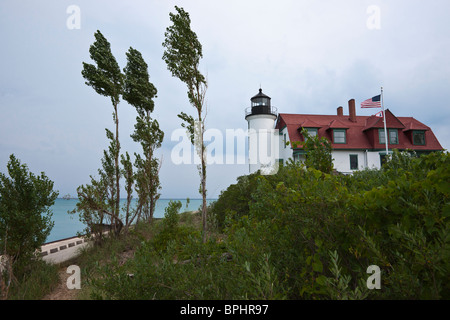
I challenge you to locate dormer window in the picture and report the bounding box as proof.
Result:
[379,129,398,144]
[301,127,318,139]
[413,130,426,145]
[333,129,346,144]
[389,129,399,144]
[305,128,318,138]
[379,129,385,144]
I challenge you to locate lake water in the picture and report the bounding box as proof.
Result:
[46,198,215,243]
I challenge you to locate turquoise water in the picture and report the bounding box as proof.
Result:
[46,198,215,243]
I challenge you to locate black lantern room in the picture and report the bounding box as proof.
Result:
[245,88,276,118]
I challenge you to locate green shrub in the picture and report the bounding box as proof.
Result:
[0,154,58,299]
[6,260,59,300]
[209,172,260,231]
[223,151,449,299]
[0,154,58,269]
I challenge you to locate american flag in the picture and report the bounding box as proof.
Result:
[361,94,381,108]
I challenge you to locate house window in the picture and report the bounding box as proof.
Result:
[283,133,287,148]
[413,130,426,145]
[379,129,385,144]
[379,129,399,144]
[349,154,358,170]
[389,129,398,144]
[380,154,388,167]
[304,128,318,138]
[333,129,346,144]
[293,153,306,163]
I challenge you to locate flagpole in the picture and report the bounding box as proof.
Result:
[381,87,389,155]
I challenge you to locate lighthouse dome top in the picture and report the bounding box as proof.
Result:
[245,88,277,119]
[251,88,271,107]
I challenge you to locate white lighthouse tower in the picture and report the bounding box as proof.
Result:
[245,88,278,174]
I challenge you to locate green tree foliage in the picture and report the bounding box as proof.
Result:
[81,30,123,234]
[151,200,196,253]
[0,154,58,298]
[123,47,157,115]
[163,6,209,242]
[75,31,163,237]
[292,128,333,173]
[71,129,120,240]
[0,155,58,264]
[162,7,206,107]
[209,172,260,232]
[81,31,123,106]
[124,48,163,223]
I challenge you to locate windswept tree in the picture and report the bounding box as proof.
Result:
[123,47,164,223]
[81,30,123,234]
[73,31,164,237]
[163,6,209,242]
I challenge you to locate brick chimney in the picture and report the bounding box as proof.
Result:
[348,99,356,122]
[337,106,343,116]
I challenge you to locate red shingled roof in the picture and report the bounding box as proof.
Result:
[275,109,443,151]
[327,119,350,129]
[362,109,405,131]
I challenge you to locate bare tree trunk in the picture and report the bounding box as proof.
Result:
[148,116,153,224]
[201,156,207,243]
[198,112,207,243]
[114,103,121,236]
[149,156,162,225]
[125,189,131,227]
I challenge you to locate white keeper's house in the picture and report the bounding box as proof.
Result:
[245,89,443,174]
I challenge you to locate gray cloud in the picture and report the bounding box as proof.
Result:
[1,0,448,198]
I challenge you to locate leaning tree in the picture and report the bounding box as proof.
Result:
[163,6,209,242]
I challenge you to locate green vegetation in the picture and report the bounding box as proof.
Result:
[81,30,124,235]
[293,128,334,174]
[7,148,443,300]
[124,47,164,223]
[0,154,59,299]
[77,150,449,300]
[72,30,163,239]
[163,6,209,243]
[3,260,59,300]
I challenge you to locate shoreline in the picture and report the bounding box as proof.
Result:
[46,198,212,244]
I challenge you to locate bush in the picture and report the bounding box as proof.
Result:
[0,154,58,265]
[350,151,450,299]
[151,200,200,254]
[5,260,59,300]
[209,172,260,232]
[222,151,449,299]
[0,154,58,299]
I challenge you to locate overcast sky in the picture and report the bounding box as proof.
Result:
[1,0,449,199]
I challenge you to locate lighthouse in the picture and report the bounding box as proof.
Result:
[245,88,278,174]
